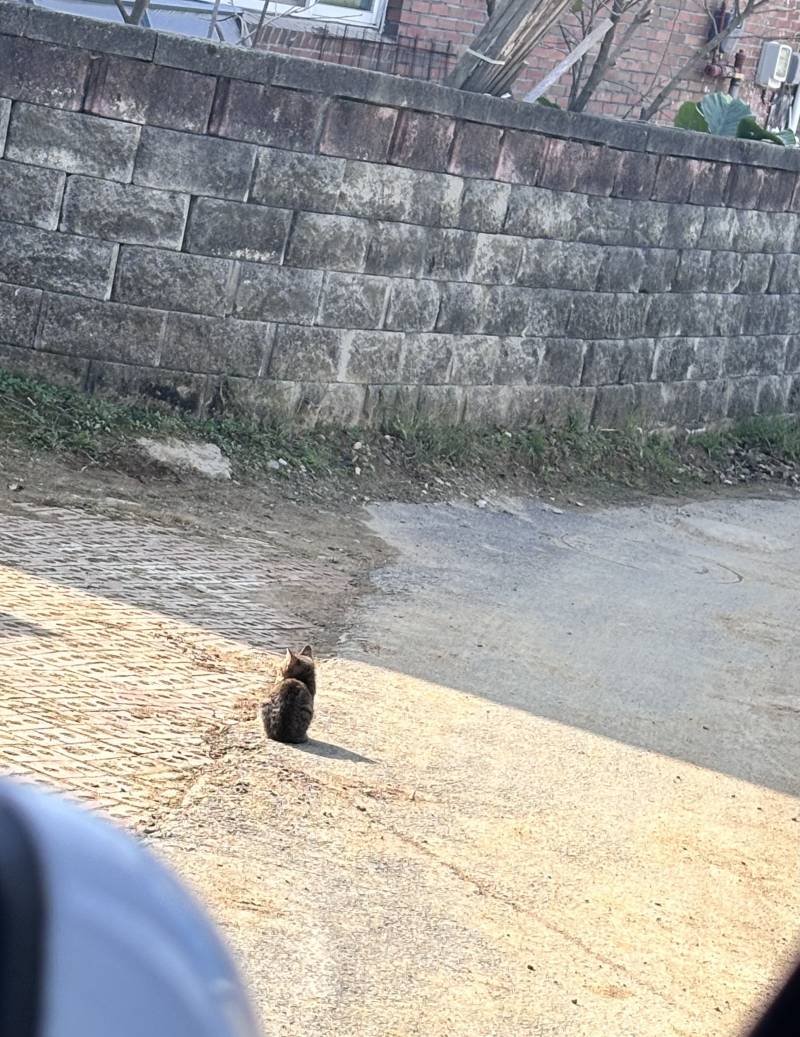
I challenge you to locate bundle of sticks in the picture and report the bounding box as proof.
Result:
[446,0,573,95]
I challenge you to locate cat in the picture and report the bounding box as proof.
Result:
[261,645,316,744]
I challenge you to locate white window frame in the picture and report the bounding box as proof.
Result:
[265,0,389,29]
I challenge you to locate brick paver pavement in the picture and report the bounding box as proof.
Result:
[0,501,334,828]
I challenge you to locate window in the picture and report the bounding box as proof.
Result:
[265,0,389,29]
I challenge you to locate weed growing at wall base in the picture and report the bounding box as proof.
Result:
[1,369,800,499]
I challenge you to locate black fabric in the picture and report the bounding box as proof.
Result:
[748,961,800,1037]
[0,801,45,1037]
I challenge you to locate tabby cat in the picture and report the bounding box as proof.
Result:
[261,645,316,744]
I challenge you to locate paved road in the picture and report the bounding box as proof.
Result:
[2,488,798,1036]
[158,491,800,1037]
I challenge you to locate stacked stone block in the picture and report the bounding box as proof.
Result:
[1,1,800,427]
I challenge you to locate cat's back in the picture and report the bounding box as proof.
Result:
[261,678,314,744]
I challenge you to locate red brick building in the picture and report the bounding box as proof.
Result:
[256,0,800,124]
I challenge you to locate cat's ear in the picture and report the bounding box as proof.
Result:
[284,648,295,666]
[301,644,313,658]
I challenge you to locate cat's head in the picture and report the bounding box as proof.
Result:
[281,644,314,682]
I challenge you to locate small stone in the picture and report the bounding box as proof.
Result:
[277,458,288,467]
[7,482,23,491]
[267,459,281,471]
[353,440,364,451]
[136,437,231,480]
[354,465,362,476]
[476,499,488,509]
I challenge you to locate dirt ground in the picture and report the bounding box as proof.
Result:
[0,445,797,1037]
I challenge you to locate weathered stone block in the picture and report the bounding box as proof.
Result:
[416,385,464,423]
[235,264,324,324]
[26,5,156,60]
[6,103,140,181]
[0,160,64,230]
[581,339,655,386]
[651,155,694,203]
[517,240,602,292]
[726,165,765,209]
[286,213,370,273]
[652,337,722,382]
[435,283,487,334]
[639,249,679,293]
[528,290,572,336]
[0,342,88,390]
[758,170,795,212]
[210,79,325,152]
[627,201,669,248]
[737,253,773,294]
[568,294,648,339]
[538,338,585,386]
[448,335,498,384]
[739,294,782,335]
[362,384,420,428]
[161,312,272,377]
[788,375,800,412]
[757,375,788,413]
[493,337,541,385]
[541,386,596,427]
[706,251,742,294]
[338,161,463,228]
[726,377,760,419]
[459,179,510,233]
[471,234,523,286]
[712,294,746,337]
[114,246,235,316]
[724,334,786,377]
[86,360,205,413]
[448,121,503,179]
[268,326,343,381]
[576,195,633,246]
[296,382,366,426]
[484,286,531,337]
[0,221,115,298]
[364,222,429,278]
[735,209,794,254]
[651,204,703,249]
[505,185,587,240]
[250,148,345,213]
[0,282,41,347]
[592,384,637,427]
[768,253,800,294]
[673,250,710,292]
[135,126,256,201]
[613,151,659,200]
[390,110,455,172]
[595,247,645,293]
[425,228,479,281]
[318,272,389,330]
[401,334,453,384]
[153,33,284,83]
[571,143,622,197]
[37,293,164,365]
[688,160,730,207]
[385,279,439,332]
[61,176,189,248]
[85,56,215,133]
[537,138,581,192]
[495,129,548,186]
[319,99,397,162]
[0,1,29,34]
[0,35,89,110]
[185,197,291,264]
[697,206,737,250]
[343,330,404,383]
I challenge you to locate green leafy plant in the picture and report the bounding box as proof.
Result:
[674,91,797,146]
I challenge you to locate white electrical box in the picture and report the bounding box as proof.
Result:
[756,41,792,89]
[787,51,800,86]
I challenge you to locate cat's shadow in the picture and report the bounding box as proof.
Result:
[296,739,374,764]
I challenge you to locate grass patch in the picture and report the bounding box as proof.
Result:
[2,368,800,495]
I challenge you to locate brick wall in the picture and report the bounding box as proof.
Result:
[257,0,800,124]
[1,3,800,429]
